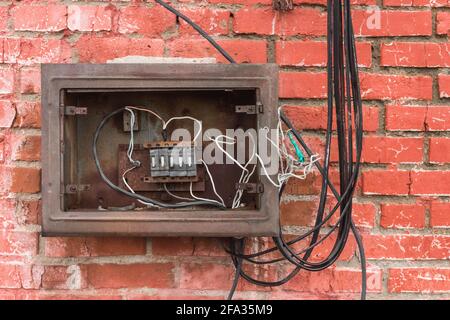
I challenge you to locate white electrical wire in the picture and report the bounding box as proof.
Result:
[209,135,250,172]
[163,183,195,201]
[124,107,141,167]
[164,116,202,144]
[273,106,321,186]
[232,134,257,209]
[121,165,159,208]
[122,107,199,207]
[189,160,225,207]
[126,106,166,127]
[122,104,319,210]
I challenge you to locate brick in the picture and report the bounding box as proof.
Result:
[118,6,175,36]
[276,41,372,67]
[362,170,410,195]
[294,199,376,229]
[301,169,353,196]
[12,5,67,32]
[294,0,376,3]
[410,171,450,195]
[0,68,15,94]
[16,199,41,225]
[429,138,450,163]
[327,202,376,228]
[438,74,450,98]
[269,291,358,300]
[0,265,22,288]
[0,101,16,128]
[4,38,71,66]
[179,263,234,290]
[44,237,146,257]
[179,8,229,36]
[0,230,38,256]
[279,72,327,98]
[364,234,450,259]
[36,293,122,300]
[389,268,450,293]
[352,203,377,228]
[124,293,224,300]
[280,200,317,226]
[386,105,427,131]
[386,105,450,132]
[380,203,426,229]
[430,202,450,227]
[352,10,432,37]
[282,172,321,195]
[296,136,326,164]
[384,0,449,6]
[0,134,6,163]
[152,237,226,257]
[360,73,432,100]
[361,137,423,163]
[234,8,326,36]
[284,267,382,293]
[168,39,267,63]
[381,42,450,67]
[9,167,40,193]
[0,199,17,229]
[75,36,165,63]
[437,12,450,35]
[13,102,41,128]
[208,0,272,3]
[20,67,41,94]
[0,7,8,32]
[86,263,175,289]
[41,265,87,290]
[284,233,356,262]
[10,134,41,161]
[276,105,379,132]
[68,5,113,31]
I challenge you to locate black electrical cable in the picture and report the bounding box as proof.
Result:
[227,109,361,261]
[155,0,236,64]
[227,238,243,300]
[156,0,366,300]
[92,107,225,209]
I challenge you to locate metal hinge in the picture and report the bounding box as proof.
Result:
[235,182,264,194]
[65,184,91,194]
[235,102,263,114]
[61,106,88,116]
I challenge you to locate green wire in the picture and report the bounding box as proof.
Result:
[287,131,305,163]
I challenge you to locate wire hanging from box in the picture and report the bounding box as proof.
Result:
[155,0,366,301]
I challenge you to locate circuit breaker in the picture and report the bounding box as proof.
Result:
[41,63,279,237]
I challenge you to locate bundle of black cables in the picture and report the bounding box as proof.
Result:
[156,0,366,300]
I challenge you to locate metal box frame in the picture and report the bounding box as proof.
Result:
[41,63,279,237]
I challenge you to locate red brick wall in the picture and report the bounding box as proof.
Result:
[0,0,449,300]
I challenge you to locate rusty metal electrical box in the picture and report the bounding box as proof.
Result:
[41,63,279,237]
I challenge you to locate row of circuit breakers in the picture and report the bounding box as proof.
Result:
[149,142,197,180]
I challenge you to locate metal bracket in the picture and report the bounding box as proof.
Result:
[61,106,88,116]
[235,102,263,114]
[65,184,91,194]
[235,182,264,194]
[123,110,139,132]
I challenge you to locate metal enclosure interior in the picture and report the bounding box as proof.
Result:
[41,63,279,237]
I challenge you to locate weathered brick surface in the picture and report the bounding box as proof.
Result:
[0,1,448,300]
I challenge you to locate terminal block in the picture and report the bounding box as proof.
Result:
[145,141,197,183]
